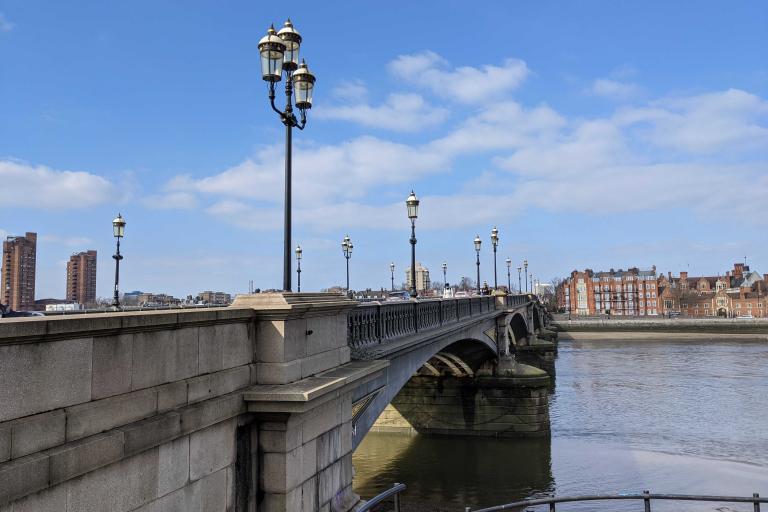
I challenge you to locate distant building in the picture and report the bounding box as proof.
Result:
[122,290,143,306]
[45,302,84,312]
[1,232,37,310]
[405,262,431,293]
[560,266,659,316]
[66,250,97,306]
[197,291,232,305]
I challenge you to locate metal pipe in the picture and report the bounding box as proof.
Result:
[283,118,292,291]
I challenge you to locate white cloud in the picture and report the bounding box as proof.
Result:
[0,14,13,33]
[388,51,529,104]
[331,80,368,102]
[0,160,116,209]
[615,88,768,153]
[39,234,95,247]
[142,191,198,210]
[589,78,642,100]
[316,93,449,132]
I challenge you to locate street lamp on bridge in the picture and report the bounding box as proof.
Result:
[258,20,316,292]
[524,259,529,293]
[517,266,522,293]
[341,235,353,294]
[490,227,499,290]
[474,235,482,295]
[506,258,512,292]
[406,191,420,297]
[112,214,126,308]
[389,262,395,291]
[295,245,302,292]
[442,262,447,291]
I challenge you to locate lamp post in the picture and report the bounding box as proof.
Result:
[406,191,419,297]
[474,235,482,295]
[341,235,352,293]
[442,262,447,287]
[389,262,395,291]
[490,227,499,290]
[295,245,302,292]
[111,214,126,307]
[524,259,529,293]
[517,266,522,293]
[258,20,316,292]
[506,258,512,292]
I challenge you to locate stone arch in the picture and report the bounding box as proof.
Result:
[506,312,529,347]
[351,334,499,448]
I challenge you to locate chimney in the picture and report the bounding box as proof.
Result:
[763,273,768,283]
[668,271,672,279]
[734,263,744,279]
[680,271,688,280]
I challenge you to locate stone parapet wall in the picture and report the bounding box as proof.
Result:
[553,317,768,333]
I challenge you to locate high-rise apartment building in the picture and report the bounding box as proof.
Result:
[66,250,97,306]
[405,262,431,292]
[1,232,37,311]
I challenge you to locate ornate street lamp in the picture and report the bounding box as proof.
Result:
[490,227,499,290]
[295,245,302,292]
[341,235,353,293]
[389,262,395,291]
[474,235,482,295]
[506,258,512,292]
[517,266,522,293]
[442,262,447,289]
[112,214,126,307]
[258,20,316,292]
[406,191,419,297]
[524,259,529,293]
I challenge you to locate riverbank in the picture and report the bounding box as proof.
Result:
[558,330,768,341]
[552,315,768,336]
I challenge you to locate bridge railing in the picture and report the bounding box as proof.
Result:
[348,294,528,350]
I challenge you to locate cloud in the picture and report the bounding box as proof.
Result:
[316,93,449,132]
[388,51,529,104]
[142,191,198,210]
[0,160,116,209]
[39,234,95,247]
[331,80,368,102]
[589,78,642,100]
[616,88,768,153]
[0,14,13,33]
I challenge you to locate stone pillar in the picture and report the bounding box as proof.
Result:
[234,293,387,512]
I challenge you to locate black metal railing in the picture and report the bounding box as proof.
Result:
[466,491,766,512]
[358,483,406,512]
[347,294,532,350]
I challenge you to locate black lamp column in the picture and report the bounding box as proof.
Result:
[389,262,395,291]
[406,191,420,297]
[295,245,302,292]
[112,214,126,308]
[258,20,316,292]
[517,266,522,293]
[490,227,499,290]
[442,262,447,287]
[341,235,352,293]
[474,235,482,295]
[524,259,529,293]
[506,258,512,292]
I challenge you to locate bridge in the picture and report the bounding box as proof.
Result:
[0,292,555,512]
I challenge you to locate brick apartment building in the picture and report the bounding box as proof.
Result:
[560,266,659,316]
[66,250,97,306]
[558,262,767,318]
[1,232,37,311]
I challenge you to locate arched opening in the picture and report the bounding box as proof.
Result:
[717,308,727,317]
[508,313,529,346]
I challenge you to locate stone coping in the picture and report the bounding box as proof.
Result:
[0,307,253,345]
[244,360,388,413]
[232,292,358,320]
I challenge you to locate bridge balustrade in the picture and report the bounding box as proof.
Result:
[347,294,531,350]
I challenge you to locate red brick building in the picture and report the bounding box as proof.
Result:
[561,266,659,316]
[66,250,98,306]
[1,232,37,311]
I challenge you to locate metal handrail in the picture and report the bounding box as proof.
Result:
[467,491,765,512]
[358,482,406,512]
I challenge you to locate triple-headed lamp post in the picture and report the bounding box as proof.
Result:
[112,214,126,307]
[258,20,316,292]
[295,245,302,292]
[406,191,419,297]
[490,227,499,290]
[341,235,353,293]
[506,258,512,292]
[473,235,482,295]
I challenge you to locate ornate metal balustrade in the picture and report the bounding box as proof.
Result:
[347,294,531,350]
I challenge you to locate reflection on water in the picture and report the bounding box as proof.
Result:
[353,338,768,510]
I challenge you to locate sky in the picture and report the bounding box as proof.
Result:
[1,1,767,299]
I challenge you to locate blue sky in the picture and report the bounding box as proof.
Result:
[1,1,767,299]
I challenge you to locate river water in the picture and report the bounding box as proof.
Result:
[352,338,768,511]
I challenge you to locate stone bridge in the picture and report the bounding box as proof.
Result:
[0,293,555,512]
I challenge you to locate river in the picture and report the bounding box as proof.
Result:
[352,338,768,511]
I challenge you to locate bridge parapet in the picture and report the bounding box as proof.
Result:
[348,295,528,352]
